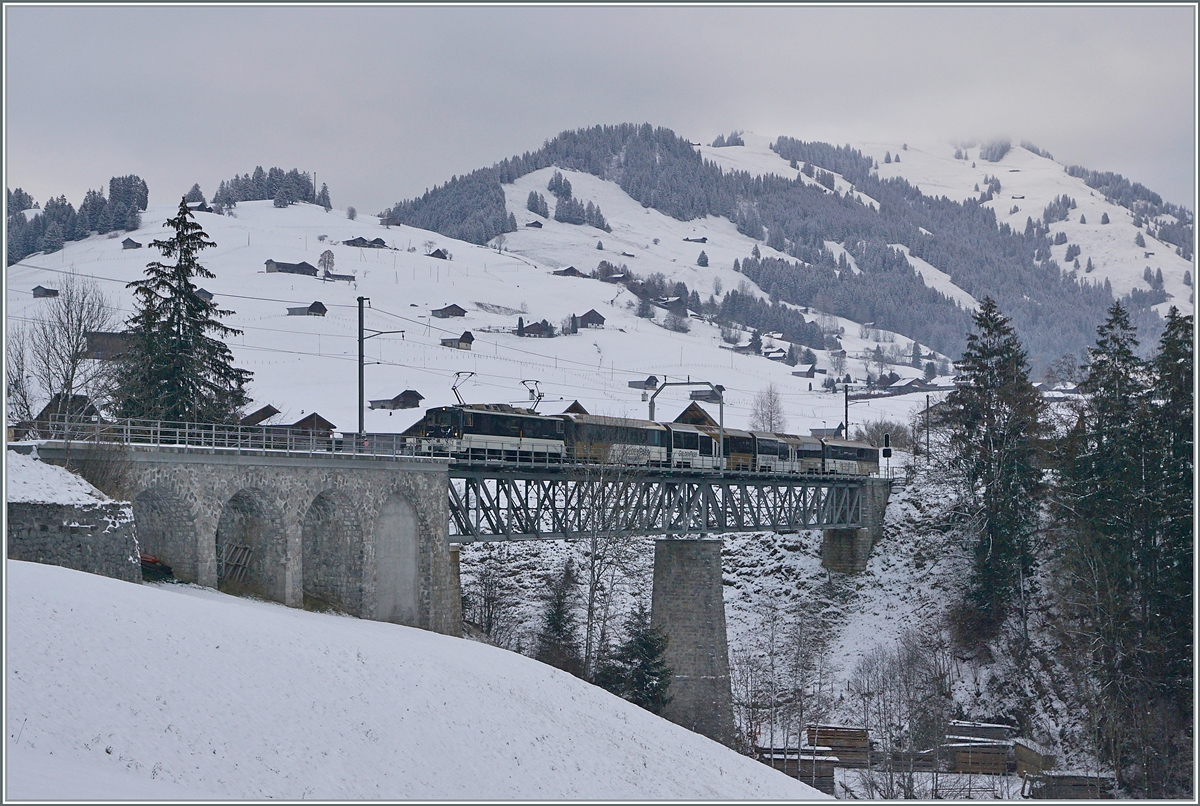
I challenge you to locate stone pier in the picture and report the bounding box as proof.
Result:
[821,476,892,574]
[650,538,735,747]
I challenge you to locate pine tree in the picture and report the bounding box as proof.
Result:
[594,602,672,714]
[125,205,141,231]
[317,183,332,211]
[184,183,206,205]
[697,250,708,267]
[1135,232,1146,248]
[534,558,584,677]
[943,297,1044,640]
[115,197,251,422]
[1100,212,1110,224]
[38,222,64,253]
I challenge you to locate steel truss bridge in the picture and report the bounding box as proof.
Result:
[448,466,862,542]
[17,416,867,541]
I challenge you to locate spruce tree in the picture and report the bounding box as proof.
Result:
[115,197,250,422]
[697,250,708,267]
[594,602,672,714]
[534,558,584,677]
[943,297,1044,639]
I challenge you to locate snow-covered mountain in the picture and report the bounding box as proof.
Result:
[4,559,823,800]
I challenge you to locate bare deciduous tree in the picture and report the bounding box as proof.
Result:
[750,383,787,432]
[318,249,335,273]
[25,273,117,418]
[5,324,35,424]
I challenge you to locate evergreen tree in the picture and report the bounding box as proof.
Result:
[697,250,708,267]
[943,297,1044,640]
[125,204,141,231]
[517,316,525,336]
[184,183,206,205]
[38,222,64,253]
[1135,232,1146,248]
[749,329,763,353]
[1055,302,1192,795]
[1100,212,1110,224]
[273,189,289,208]
[911,341,922,367]
[1079,214,1087,224]
[317,183,332,211]
[115,197,250,422]
[534,558,584,677]
[594,602,672,714]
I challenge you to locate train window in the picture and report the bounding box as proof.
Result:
[673,431,699,450]
[699,435,713,456]
[465,413,474,427]
[556,420,564,434]
[856,448,866,459]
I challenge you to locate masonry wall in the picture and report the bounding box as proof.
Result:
[821,477,892,574]
[6,501,140,583]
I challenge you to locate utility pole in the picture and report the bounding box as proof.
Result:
[844,381,849,439]
[926,393,931,461]
[357,296,404,446]
[358,296,367,441]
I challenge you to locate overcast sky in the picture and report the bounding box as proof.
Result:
[5,5,1196,216]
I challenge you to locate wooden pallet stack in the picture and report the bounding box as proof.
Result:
[754,747,839,795]
[806,725,871,768]
[1029,772,1116,799]
[942,719,1016,775]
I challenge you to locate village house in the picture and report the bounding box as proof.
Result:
[791,364,818,378]
[239,404,281,426]
[427,248,449,260]
[264,259,318,276]
[552,266,585,277]
[32,285,58,298]
[525,220,543,228]
[342,236,389,249]
[284,412,336,438]
[286,301,327,317]
[683,236,708,243]
[195,288,214,302]
[186,201,212,213]
[810,423,846,439]
[85,331,132,360]
[439,331,474,350]
[369,390,424,410]
[431,304,467,319]
[521,320,552,338]
[121,237,142,250]
[579,309,605,329]
[627,375,659,391]
[323,269,355,283]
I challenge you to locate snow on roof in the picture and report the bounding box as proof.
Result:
[5,449,112,505]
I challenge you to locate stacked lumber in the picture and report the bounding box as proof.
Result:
[947,719,1016,741]
[806,725,871,768]
[1030,772,1116,799]
[945,741,1009,775]
[1013,738,1056,776]
[754,747,839,795]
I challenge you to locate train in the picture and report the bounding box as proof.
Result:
[401,403,880,475]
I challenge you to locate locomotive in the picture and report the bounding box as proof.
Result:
[402,403,880,475]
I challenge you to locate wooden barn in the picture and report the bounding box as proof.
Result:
[431,304,467,319]
[439,331,474,350]
[369,390,424,410]
[239,405,281,427]
[121,237,142,249]
[579,309,605,329]
[32,285,59,298]
[265,259,318,276]
[286,301,327,317]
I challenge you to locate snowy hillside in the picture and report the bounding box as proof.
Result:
[8,196,946,437]
[692,133,1192,319]
[4,560,824,800]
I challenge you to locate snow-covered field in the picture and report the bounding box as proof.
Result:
[7,189,945,439]
[4,559,824,800]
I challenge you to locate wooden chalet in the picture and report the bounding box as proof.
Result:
[428,248,448,260]
[370,390,424,410]
[683,236,708,243]
[265,259,318,276]
[521,320,551,338]
[552,265,585,277]
[439,331,474,350]
[121,237,142,249]
[342,236,389,249]
[34,393,99,425]
[810,424,845,439]
[525,220,543,228]
[32,285,59,298]
[85,331,131,360]
[674,401,718,427]
[431,304,467,319]
[186,201,212,213]
[579,309,605,329]
[323,269,356,283]
[286,301,327,317]
[239,405,281,427]
[195,288,214,302]
[628,375,659,391]
[287,412,336,437]
[792,364,818,378]
[562,400,589,415]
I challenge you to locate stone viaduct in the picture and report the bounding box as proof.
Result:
[53,446,461,636]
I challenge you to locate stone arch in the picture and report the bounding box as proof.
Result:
[132,486,198,582]
[215,488,288,602]
[372,491,422,626]
[301,490,364,615]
